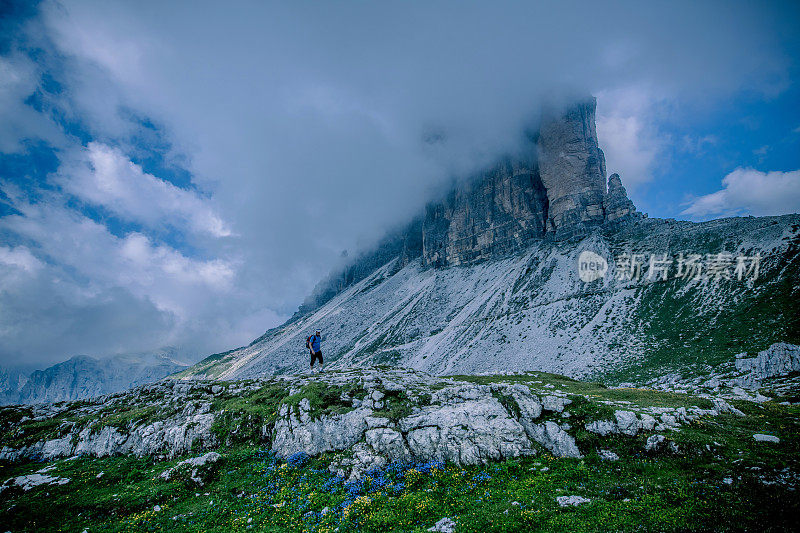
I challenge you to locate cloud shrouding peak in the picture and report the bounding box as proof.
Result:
[682,168,800,219]
[1,0,798,369]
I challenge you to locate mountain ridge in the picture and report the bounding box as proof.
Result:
[179,96,797,383]
[181,213,799,382]
[0,350,189,406]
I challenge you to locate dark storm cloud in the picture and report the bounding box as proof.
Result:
[1,0,798,368]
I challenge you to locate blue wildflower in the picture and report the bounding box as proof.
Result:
[287,451,310,468]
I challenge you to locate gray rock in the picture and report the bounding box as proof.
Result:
[365,428,411,463]
[537,99,607,240]
[604,174,640,222]
[330,442,387,481]
[542,395,572,413]
[644,434,679,453]
[421,159,548,267]
[556,495,591,507]
[585,420,617,436]
[660,413,679,428]
[492,383,543,419]
[639,414,657,431]
[0,473,70,493]
[160,452,222,484]
[711,398,745,417]
[526,421,582,458]
[753,434,780,443]
[598,449,619,461]
[370,390,385,401]
[735,343,800,387]
[645,434,665,452]
[400,397,534,464]
[614,411,640,435]
[428,517,457,533]
[272,406,371,458]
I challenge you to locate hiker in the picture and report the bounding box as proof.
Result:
[307,330,323,372]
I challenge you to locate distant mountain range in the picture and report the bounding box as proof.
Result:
[0,349,188,405]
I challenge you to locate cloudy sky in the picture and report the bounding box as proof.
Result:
[1,0,799,370]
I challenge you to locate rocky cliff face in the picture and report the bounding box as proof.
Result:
[301,97,640,312]
[1,351,188,406]
[604,173,640,222]
[422,98,617,266]
[184,215,799,382]
[422,159,548,267]
[536,99,609,239]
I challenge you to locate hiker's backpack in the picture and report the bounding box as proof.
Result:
[306,335,313,349]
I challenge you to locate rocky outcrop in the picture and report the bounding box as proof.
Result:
[648,343,800,396]
[422,98,612,266]
[734,343,800,386]
[0,471,71,493]
[159,451,222,484]
[604,173,640,222]
[0,368,750,480]
[422,160,548,267]
[537,99,608,240]
[0,397,216,462]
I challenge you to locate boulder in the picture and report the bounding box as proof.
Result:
[542,395,572,413]
[526,421,582,458]
[598,449,619,461]
[614,411,640,435]
[428,517,457,533]
[160,452,222,485]
[557,495,591,507]
[585,420,617,436]
[400,397,534,464]
[753,434,780,443]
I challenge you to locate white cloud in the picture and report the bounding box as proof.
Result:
[681,134,718,155]
[0,54,65,153]
[595,86,666,190]
[682,168,800,218]
[0,188,267,366]
[0,245,43,273]
[56,142,232,238]
[2,0,798,368]
[1,195,233,304]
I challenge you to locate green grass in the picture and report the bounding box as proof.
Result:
[603,230,800,384]
[210,383,287,446]
[2,416,799,533]
[371,390,414,422]
[282,381,367,417]
[2,370,799,531]
[451,372,714,410]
